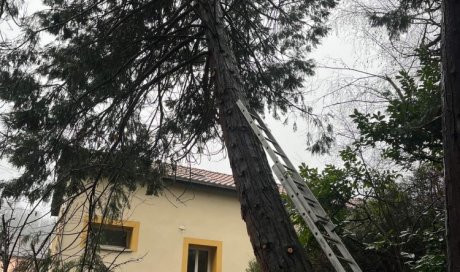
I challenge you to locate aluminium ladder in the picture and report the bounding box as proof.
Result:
[236,100,362,272]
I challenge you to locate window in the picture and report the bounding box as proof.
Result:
[91,223,132,250]
[187,247,211,272]
[182,238,222,272]
[83,217,140,252]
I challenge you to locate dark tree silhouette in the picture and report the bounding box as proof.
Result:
[441,0,460,270]
[0,0,337,270]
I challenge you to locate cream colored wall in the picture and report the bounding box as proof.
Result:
[0,257,21,272]
[55,181,254,272]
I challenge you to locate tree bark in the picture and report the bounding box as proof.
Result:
[441,1,460,271]
[196,1,313,271]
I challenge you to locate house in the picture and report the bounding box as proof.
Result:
[51,165,255,272]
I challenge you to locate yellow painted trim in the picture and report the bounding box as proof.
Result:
[181,237,223,272]
[81,216,140,252]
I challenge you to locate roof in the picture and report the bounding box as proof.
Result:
[168,165,285,194]
[168,165,236,190]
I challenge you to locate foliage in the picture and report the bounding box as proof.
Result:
[295,164,352,244]
[288,164,353,271]
[292,47,445,270]
[0,0,338,270]
[0,0,336,202]
[349,49,442,166]
[281,1,445,270]
[294,149,445,271]
[246,259,262,272]
[291,45,445,270]
[366,0,440,42]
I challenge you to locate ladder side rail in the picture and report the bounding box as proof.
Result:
[236,101,330,219]
[272,165,361,272]
[271,167,322,223]
[238,101,335,224]
[273,165,329,218]
[236,102,313,191]
[237,102,328,222]
[253,127,329,221]
[246,112,300,174]
[272,166,348,272]
[237,101,295,176]
[250,115,298,170]
[322,225,362,272]
[237,100,362,272]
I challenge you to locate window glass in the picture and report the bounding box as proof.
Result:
[187,249,196,272]
[92,224,129,248]
[188,248,210,272]
[197,250,209,272]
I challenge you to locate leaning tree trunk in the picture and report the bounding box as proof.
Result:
[441,1,460,271]
[196,1,313,271]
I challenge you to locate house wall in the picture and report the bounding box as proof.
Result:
[0,257,21,272]
[54,181,255,272]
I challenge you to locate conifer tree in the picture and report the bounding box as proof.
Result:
[441,0,460,270]
[0,0,336,270]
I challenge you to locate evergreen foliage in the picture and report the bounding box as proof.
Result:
[0,0,335,202]
[0,0,337,270]
[366,0,440,42]
[246,259,262,272]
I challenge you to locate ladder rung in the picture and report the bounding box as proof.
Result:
[337,255,354,264]
[303,195,317,203]
[282,164,295,172]
[236,99,362,272]
[273,150,286,158]
[249,112,262,121]
[264,136,279,146]
[315,214,330,222]
[324,235,341,244]
[293,180,306,188]
[326,222,339,232]
[305,198,316,205]
[295,185,306,192]
[256,124,269,132]
[300,212,324,226]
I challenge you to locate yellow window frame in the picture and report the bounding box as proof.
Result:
[82,216,140,252]
[181,237,223,272]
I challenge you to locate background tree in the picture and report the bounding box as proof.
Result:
[287,1,446,268]
[349,49,442,166]
[344,1,460,270]
[289,54,446,269]
[294,153,445,272]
